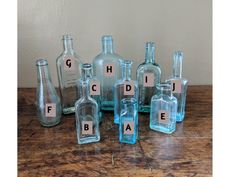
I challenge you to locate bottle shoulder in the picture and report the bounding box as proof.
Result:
[56,52,82,64]
[93,52,123,63]
[75,97,98,107]
[137,62,161,73]
[166,77,188,85]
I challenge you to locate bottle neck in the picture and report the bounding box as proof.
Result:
[79,80,90,99]
[145,42,156,63]
[172,51,183,78]
[36,60,52,85]
[102,36,114,54]
[157,84,172,97]
[63,39,74,54]
[122,61,132,80]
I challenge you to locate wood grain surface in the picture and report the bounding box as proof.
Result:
[18,85,212,177]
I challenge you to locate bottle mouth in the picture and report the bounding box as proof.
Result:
[62,34,73,40]
[36,59,48,66]
[156,83,171,91]
[146,42,155,49]
[102,35,113,41]
[82,63,92,69]
[121,59,133,66]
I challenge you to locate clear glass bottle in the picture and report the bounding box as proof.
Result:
[150,83,177,134]
[93,35,123,111]
[36,59,61,127]
[114,60,139,124]
[75,67,100,144]
[119,98,138,144]
[166,51,188,122]
[136,42,161,113]
[78,63,102,123]
[56,35,82,114]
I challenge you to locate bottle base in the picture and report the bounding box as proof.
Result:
[138,106,150,113]
[101,101,114,111]
[77,136,100,144]
[63,107,75,114]
[119,135,137,144]
[40,119,61,127]
[176,113,185,122]
[150,125,175,134]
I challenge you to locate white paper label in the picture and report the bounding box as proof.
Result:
[124,121,134,135]
[143,73,154,87]
[45,103,56,117]
[171,79,182,93]
[124,81,135,96]
[104,64,115,77]
[158,110,169,124]
[90,80,100,95]
[63,56,75,71]
[82,121,93,135]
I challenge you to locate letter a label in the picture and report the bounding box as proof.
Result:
[63,56,75,71]
[171,79,182,93]
[45,103,56,117]
[124,121,134,135]
[90,80,100,95]
[124,81,134,95]
[104,64,115,77]
[143,73,154,87]
[82,121,93,135]
[158,110,169,124]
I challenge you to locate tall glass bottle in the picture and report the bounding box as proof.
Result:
[150,83,177,134]
[114,60,139,124]
[56,35,82,114]
[166,51,188,122]
[136,42,161,113]
[77,63,102,123]
[75,66,100,144]
[36,59,61,127]
[93,35,123,111]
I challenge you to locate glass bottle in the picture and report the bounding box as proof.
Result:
[150,83,177,134]
[166,51,188,122]
[56,35,82,114]
[75,67,100,144]
[93,35,123,111]
[78,63,102,123]
[136,42,161,113]
[119,98,138,144]
[36,59,61,127]
[114,60,139,124]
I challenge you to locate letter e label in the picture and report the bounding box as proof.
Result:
[158,110,169,124]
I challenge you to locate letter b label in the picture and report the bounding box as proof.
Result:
[82,121,93,135]
[124,121,134,135]
[45,103,56,117]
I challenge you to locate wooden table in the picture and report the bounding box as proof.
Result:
[18,86,212,177]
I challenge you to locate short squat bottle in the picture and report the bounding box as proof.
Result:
[114,60,138,124]
[150,83,177,134]
[93,35,123,111]
[119,98,138,144]
[36,59,61,127]
[166,51,188,122]
[75,68,100,144]
[78,63,102,123]
[136,42,161,113]
[56,35,82,114]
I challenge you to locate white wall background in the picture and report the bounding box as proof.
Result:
[18,0,212,87]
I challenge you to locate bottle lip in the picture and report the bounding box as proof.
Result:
[36,59,48,66]
[102,35,113,41]
[82,63,92,69]
[62,34,73,40]
[156,83,171,91]
[121,59,133,66]
[146,42,156,48]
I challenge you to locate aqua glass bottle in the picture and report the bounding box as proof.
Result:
[166,51,188,122]
[36,59,61,127]
[150,83,177,134]
[136,42,161,113]
[119,98,138,144]
[75,67,100,144]
[78,63,102,123]
[56,35,82,114]
[114,60,139,124]
[93,35,123,111]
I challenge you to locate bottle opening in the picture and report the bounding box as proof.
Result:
[121,60,133,66]
[156,83,171,92]
[82,63,92,69]
[36,59,48,66]
[102,35,113,41]
[62,34,73,40]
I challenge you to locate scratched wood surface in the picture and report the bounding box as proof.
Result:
[18,85,212,177]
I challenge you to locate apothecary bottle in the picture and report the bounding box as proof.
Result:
[93,35,123,111]
[136,42,161,113]
[114,60,138,124]
[166,51,188,122]
[75,68,100,144]
[36,59,61,127]
[119,98,138,144]
[56,35,82,114]
[150,83,177,134]
[78,63,102,123]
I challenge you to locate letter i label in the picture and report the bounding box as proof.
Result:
[82,121,93,135]
[124,121,134,134]
[104,64,115,77]
[124,81,134,95]
[63,56,75,71]
[143,73,154,87]
[45,103,56,117]
[90,80,100,95]
[171,80,182,93]
[158,110,169,124]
